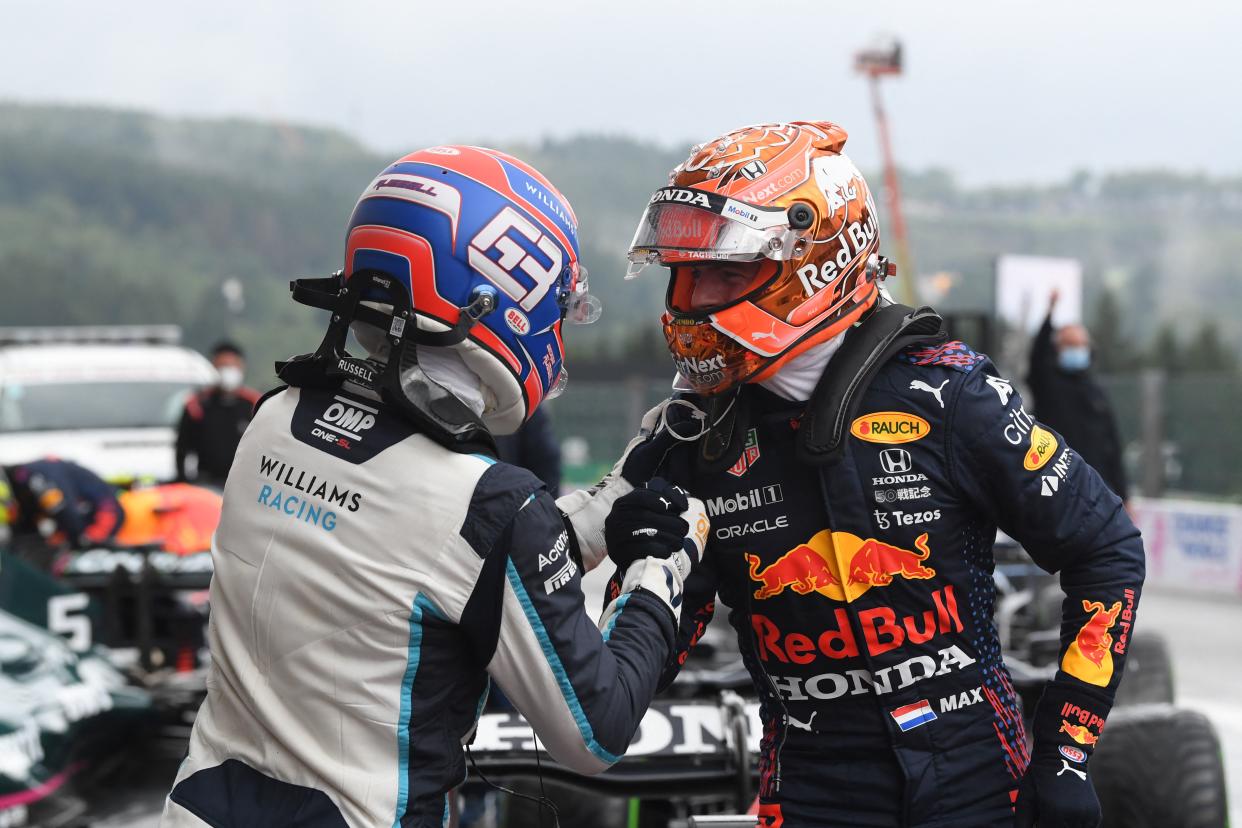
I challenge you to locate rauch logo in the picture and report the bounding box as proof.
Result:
[850,412,930,445]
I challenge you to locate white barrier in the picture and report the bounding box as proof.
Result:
[1129,497,1242,595]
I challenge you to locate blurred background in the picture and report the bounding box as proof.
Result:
[0,1,1240,825]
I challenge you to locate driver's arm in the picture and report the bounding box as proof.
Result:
[947,358,1145,756]
[455,467,689,775]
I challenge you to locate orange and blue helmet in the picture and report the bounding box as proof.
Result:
[285,145,599,438]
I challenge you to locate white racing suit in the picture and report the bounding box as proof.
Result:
[161,385,700,828]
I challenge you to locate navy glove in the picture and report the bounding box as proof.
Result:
[604,478,690,575]
[1015,685,1106,828]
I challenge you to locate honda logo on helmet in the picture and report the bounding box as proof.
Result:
[880,448,913,475]
[650,188,712,209]
[739,159,768,180]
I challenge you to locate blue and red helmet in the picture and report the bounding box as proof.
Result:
[340,145,598,433]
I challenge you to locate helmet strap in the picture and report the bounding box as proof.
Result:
[797,304,946,466]
[277,270,498,454]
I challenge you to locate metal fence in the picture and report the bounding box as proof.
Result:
[1102,372,1242,500]
[545,372,1242,500]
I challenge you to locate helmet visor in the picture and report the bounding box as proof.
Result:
[627,188,800,278]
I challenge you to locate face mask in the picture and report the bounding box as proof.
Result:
[1058,346,1091,372]
[218,365,245,391]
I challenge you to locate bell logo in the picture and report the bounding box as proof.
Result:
[315,395,379,442]
[851,412,930,445]
[504,307,530,335]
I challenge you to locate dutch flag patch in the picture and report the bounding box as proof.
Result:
[890,700,938,732]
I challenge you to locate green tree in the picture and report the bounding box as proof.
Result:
[1183,321,1237,373]
[1148,324,1184,373]
[1090,287,1132,373]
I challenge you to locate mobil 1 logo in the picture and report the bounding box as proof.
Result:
[706,484,784,518]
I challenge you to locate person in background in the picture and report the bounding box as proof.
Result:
[175,341,261,487]
[1028,289,1129,499]
[1,458,124,549]
[494,406,562,495]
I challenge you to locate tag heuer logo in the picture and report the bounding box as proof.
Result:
[727,428,761,477]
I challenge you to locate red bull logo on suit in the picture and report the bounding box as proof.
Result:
[746,531,936,603]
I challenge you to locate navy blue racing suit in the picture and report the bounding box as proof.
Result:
[608,340,1144,828]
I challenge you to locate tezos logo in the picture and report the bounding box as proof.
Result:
[850,412,930,445]
[504,307,530,335]
[879,448,913,475]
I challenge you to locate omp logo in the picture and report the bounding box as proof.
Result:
[850,412,930,445]
[879,449,913,475]
[314,396,378,442]
[1023,425,1059,471]
[468,206,563,312]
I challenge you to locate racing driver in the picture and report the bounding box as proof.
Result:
[559,121,1145,828]
[161,146,707,828]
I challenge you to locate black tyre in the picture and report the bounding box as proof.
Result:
[1094,705,1228,828]
[1112,632,1175,706]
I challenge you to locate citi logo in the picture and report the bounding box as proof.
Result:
[315,395,378,441]
[879,449,913,475]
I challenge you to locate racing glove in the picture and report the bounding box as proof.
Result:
[1015,684,1107,828]
[557,399,682,571]
[605,478,691,574]
[600,477,709,625]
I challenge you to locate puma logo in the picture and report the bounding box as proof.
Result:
[786,711,817,732]
[751,321,778,342]
[909,379,950,408]
[1057,759,1087,781]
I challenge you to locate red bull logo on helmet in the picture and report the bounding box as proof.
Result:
[745,530,936,603]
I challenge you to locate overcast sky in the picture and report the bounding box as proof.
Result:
[3,0,1240,184]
